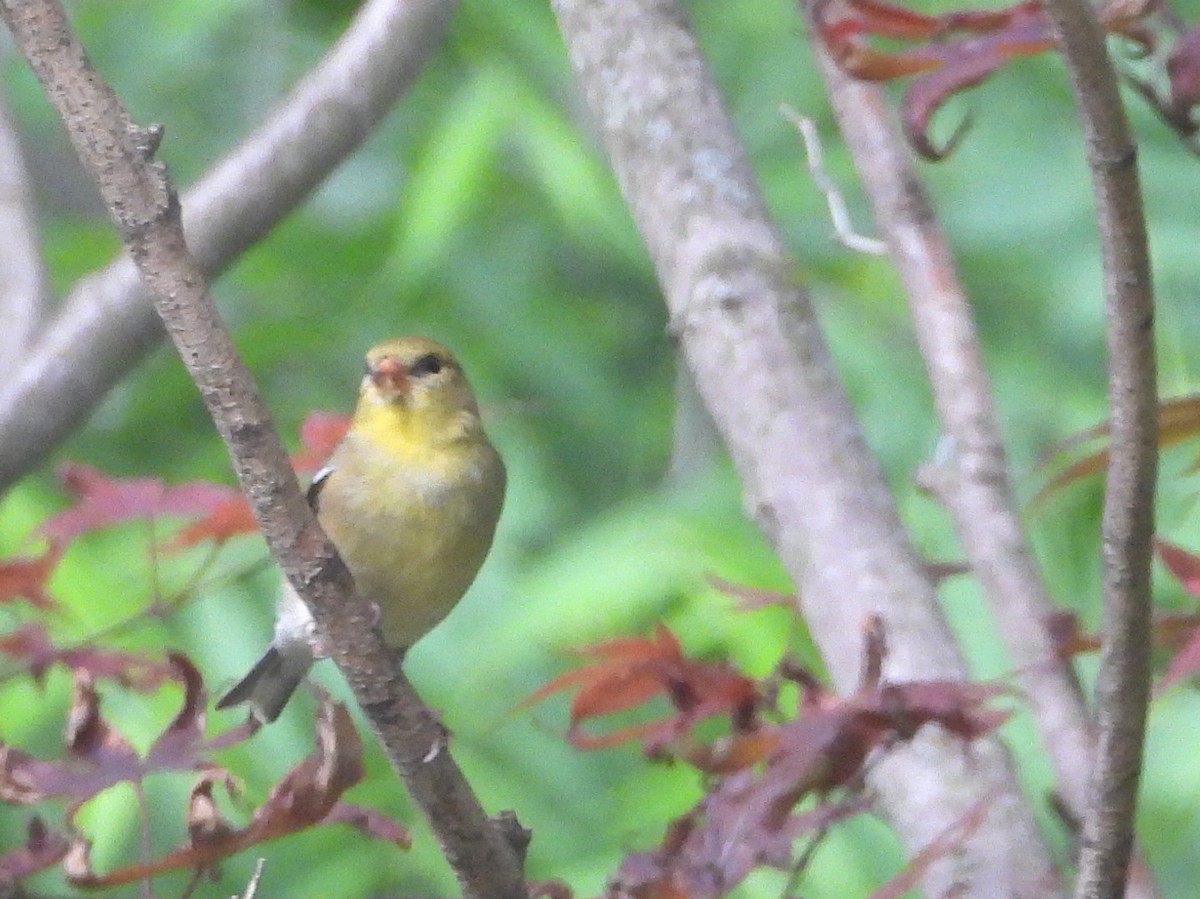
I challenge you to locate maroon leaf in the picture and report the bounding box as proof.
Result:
[812,0,1156,158]
[1043,610,1102,659]
[1156,538,1200,596]
[0,542,64,609]
[607,676,1006,897]
[1168,24,1200,111]
[901,18,1052,159]
[1159,627,1200,693]
[44,414,353,552]
[586,621,1012,898]
[530,880,576,899]
[66,671,141,779]
[0,625,57,682]
[0,657,240,809]
[523,624,760,751]
[0,621,172,690]
[292,411,351,473]
[65,697,391,889]
[145,654,210,769]
[323,803,412,848]
[43,463,246,545]
[610,782,868,898]
[869,680,1012,742]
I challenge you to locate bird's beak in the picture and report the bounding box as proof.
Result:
[369,357,409,399]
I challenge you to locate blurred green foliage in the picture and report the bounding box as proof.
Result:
[2,0,1200,895]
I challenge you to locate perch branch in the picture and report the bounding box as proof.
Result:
[0,2,528,896]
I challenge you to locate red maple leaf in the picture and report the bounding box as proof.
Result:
[1151,539,1200,693]
[0,622,173,690]
[606,671,1010,897]
[1168,24,1200,111]
[811,0,1154,158]
[162,493,260,552]
[563,619,1012,898]
[1157,538,1200,597]
[291,411,350,474]
[0,655,232,808]
[64,695,407,889]
[42,412,349,553]
[42,463,248,546]
[0,542,64,609]
[523,624,760,751]
[164,411,352,549]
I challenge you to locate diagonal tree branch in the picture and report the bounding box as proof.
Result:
[1040,1,1158,897]
[0,0,457,495]
[0,2,529,897]
[551,0,1061,894]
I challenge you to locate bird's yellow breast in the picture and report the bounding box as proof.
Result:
[316,427,505,647]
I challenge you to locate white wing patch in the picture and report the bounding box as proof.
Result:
[306,464,334,511]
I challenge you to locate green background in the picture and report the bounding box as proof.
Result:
[2,0,1199,895]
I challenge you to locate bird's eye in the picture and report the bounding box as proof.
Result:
[409,353,444,377]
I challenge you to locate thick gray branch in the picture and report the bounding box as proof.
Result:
[0,0,456,493]
[551,0,1059,894]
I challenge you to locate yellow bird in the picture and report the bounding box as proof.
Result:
[217,337,506,723]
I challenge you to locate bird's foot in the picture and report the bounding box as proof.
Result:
[422,708,451,762]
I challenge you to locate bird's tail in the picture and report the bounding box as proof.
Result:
[216,643,314,724]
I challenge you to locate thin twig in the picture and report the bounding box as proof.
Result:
[133,782,155,899]
[234,859,265,899]
[1039,0,1158,897]
[0,3,528,897]
[178,867,203,899]
[779,104,886,256]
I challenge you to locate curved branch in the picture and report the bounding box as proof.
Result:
[0,89,48,383]
[0,0,457,493]
[1040,1,1158,897]
[551,0,1061,894]
[0,2,530,897]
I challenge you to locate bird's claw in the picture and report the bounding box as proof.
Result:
[421,709,451,762]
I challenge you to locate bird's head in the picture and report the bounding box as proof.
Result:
[356,338,483,443]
